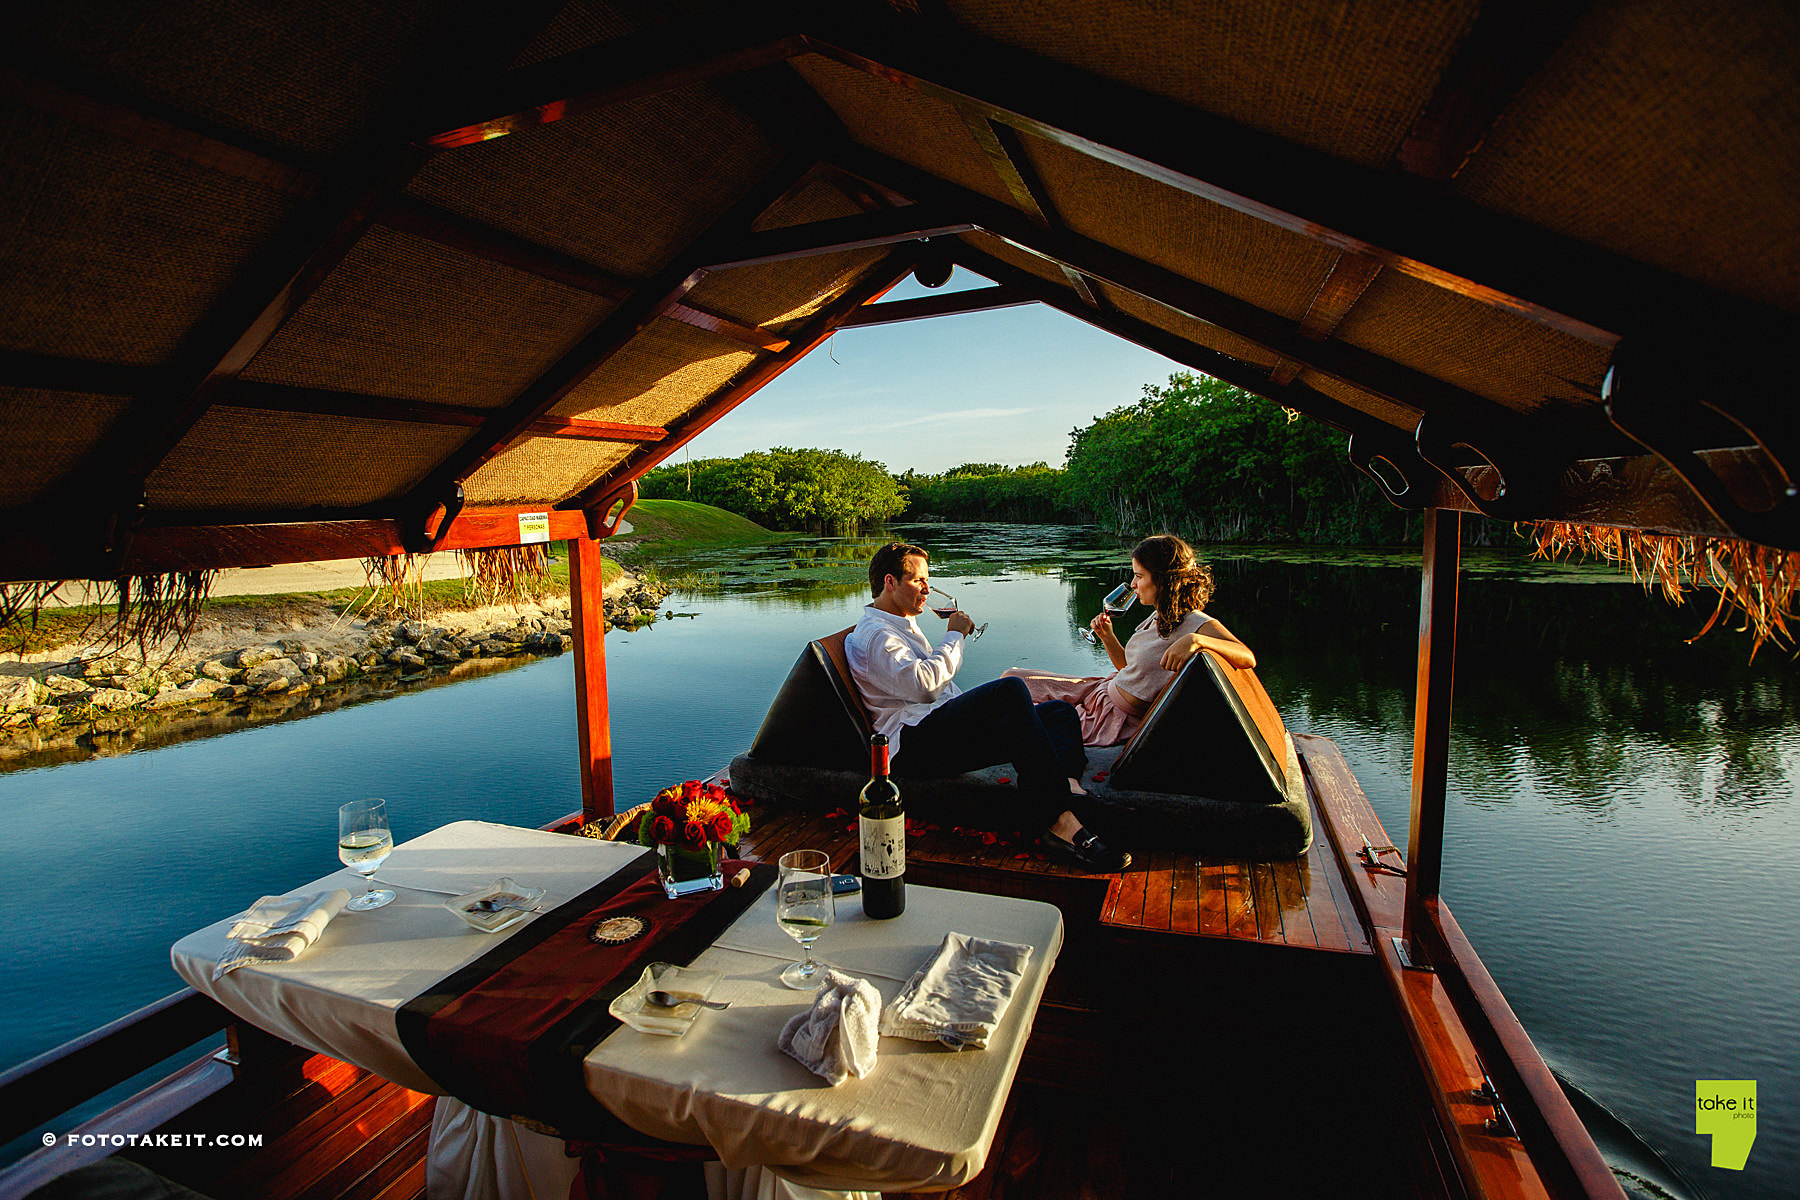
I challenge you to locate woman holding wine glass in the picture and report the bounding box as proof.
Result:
[1003,534,1256,746]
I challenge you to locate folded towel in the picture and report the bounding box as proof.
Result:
[879,932,1032,1050]
[777,969,881,1085]
[214,889,350,979]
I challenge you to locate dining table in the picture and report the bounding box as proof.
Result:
[169,819,1065,1200]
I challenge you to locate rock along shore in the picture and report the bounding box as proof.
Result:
[0,575,671,766]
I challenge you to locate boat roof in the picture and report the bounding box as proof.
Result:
[4,0,1798,581]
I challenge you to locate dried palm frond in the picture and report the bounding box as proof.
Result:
[2,574,216,659]
[110,571,217,657]
[1527,522,1799,658]
[457,545,550,608]
[0,581,60,635]
[356,553,427,620]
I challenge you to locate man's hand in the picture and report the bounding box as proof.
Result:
[947,610,976,636]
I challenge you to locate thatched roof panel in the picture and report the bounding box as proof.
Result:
[0,107,299,365]
[239,226,614,408]
[0,390,132,509]
[464,438,634,507]
[405,87,784,281]
[548,324,757,426]
[1451,0,1800,316]
[147,408,472,512]
[946,0,1479,166]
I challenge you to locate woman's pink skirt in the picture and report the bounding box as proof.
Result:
[1002,667,1143,747]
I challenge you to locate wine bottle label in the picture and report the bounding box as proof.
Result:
[859,814,905,880]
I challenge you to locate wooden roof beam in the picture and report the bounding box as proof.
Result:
[960,111,1105,309]
[374,199,789,352]
[568,251,919,515]
[419,24,810,149]
[955,246,1407,445]
[698,206,975,271]
[836,149,1620,456]
[839,285,1031,327]
[1269,255,1385,387]
[797,13,1796,358]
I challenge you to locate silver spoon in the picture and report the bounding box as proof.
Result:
[646,990,730,1010]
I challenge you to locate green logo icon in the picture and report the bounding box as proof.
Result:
[1695,1080,1756,1170]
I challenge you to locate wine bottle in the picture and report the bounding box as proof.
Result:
[858,733,905,919]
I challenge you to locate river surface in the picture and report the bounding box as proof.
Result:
[2,524,1794,1197]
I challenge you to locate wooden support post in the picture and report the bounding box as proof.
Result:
[568,535,614,822]
[1406,509,1460,925]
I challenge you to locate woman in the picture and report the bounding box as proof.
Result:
[1004,534,1256,746]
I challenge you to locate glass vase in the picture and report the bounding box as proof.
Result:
[656,841,725,898]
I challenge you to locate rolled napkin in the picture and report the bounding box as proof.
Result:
[777,969,881,1085]
[879,931,1033,1050]
[214,889,351,979]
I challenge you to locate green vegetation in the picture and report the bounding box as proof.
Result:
[1063,372,1428,544]
[639,448,906,533]
[620,498,778,548]
[897,463,1079,522]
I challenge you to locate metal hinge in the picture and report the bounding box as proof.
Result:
[1474,1076,1518,1139]
[1391,936,1434,971]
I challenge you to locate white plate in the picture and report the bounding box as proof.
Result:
[609,961,723,1036]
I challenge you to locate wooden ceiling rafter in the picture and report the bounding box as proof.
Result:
[839,284,1031,327]
[1269,255,1385,387]
[373,199,790,352]
[833,148,1600,456]
[400,154,824,534]
[567,249,921,516]
[955,245,1409,447]
[697,206,976,271]
[960,110,1105,309]
[417,22,812,149]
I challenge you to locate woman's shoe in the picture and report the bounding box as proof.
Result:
[1039,827,1131,872]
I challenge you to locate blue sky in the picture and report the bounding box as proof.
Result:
[681,267,1184,475]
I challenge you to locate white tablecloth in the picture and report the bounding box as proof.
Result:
[170,820,1063,1197]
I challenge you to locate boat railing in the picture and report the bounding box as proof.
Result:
[0,988,235,1197]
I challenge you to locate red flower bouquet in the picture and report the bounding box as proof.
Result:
[637,780,750,897]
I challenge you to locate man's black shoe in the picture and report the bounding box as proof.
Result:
[1040,827,1131,872]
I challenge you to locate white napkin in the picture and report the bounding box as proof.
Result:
[777,969,881,1086]
[213,889,351,979]
[879,932,1033,1050]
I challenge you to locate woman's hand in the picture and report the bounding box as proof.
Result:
[1089,612,1113,640]
[1091,613,1127,669]
[1160,633,1202,671]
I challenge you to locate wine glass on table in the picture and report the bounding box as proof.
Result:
[776,849,834,989]
[1082,579,1134,643]
[338,798,396,911]
[929,586,988,641]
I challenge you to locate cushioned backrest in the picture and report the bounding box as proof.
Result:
[1109,649,1288,802]
[745,628,870,772]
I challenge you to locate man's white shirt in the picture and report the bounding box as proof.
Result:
[844,603,965,760]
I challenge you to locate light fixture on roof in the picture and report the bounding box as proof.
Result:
[912,241,953,289]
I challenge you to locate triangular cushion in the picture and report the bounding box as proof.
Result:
[745,630,870,773]
[1108,649,1288,802]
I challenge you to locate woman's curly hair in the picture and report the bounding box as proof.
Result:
[1133,534,1214,638]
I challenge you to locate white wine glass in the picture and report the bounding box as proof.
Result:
[929,586,988,641]
[338,798,396,911]
[776,849,834,989]
[1083,579,1134,643]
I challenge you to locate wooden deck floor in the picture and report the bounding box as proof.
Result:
[736,733,1388,959]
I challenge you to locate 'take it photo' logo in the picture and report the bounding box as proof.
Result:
[1695,1080,1756,1170]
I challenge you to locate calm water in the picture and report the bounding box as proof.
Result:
[2,524,1794,1197]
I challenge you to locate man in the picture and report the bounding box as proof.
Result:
[845,541,1131,871]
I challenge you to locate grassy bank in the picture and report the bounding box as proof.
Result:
[616,498,776,552]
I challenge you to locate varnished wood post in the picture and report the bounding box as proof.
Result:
[1406,509,1460,921]
[568,535,614,821]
